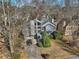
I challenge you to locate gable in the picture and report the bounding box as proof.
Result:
[42,22,56,28]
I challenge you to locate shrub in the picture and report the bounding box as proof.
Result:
[49,35,53,39]
[42,32,51,47]
[53,31,62,40]
[12,53,20,59]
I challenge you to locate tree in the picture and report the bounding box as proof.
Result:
[1,0,15,55]
[42,32,51,47]
[2,0,6,26]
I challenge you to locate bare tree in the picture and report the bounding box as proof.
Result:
[2,0,7,26]
[1,0,14,55]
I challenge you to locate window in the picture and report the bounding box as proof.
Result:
[38,22,41,25]
[35,23,36,25]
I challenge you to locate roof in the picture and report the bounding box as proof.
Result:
[42,22,56,27]
[34,18,41,23]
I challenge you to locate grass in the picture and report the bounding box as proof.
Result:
[55,40,79,56]
[12,53,20,59]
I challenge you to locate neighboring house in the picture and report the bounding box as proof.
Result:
[57,18,67,34]
[65,16,79,39]
[22,15,56,43]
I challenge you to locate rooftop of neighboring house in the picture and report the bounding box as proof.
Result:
[33,14,56,25]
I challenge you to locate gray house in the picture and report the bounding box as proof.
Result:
[22,15,56,44]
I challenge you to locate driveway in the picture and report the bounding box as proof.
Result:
[65,55,79,59]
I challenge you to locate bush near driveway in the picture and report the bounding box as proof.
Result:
[38,32,51,48]
[52,31,62,40]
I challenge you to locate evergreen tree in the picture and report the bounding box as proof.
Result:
[42,32,51,47]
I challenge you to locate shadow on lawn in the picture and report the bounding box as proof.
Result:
[55,40,79,56]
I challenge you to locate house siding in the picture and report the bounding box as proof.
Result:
[45,25,55,33]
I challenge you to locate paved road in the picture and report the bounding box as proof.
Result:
[27,45,42,59]
[65,55,79,59]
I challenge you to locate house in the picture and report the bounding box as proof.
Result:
[22,15,56,44]
[30,15,56,41]
[57,18,69,34]
[64,16,79,40]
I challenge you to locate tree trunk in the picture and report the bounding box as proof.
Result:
[8,11,14,54]
[2,0,7,26]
